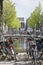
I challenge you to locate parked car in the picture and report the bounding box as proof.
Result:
[20,28,25,34]
[27,28,33,35]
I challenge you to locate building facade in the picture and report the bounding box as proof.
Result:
[18,17,26,31]
[18,17,26,49]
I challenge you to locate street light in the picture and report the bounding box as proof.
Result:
[0,0,3,34]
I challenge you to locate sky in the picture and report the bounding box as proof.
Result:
[12,0,43,18]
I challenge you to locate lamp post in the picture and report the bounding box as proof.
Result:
[0,0,3,34]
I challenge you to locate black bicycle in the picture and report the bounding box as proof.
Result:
[32,48,42,65]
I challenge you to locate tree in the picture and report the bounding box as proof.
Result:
[40,12,43,22]
[28,3,41,31]
[13,39,20,53]
[3,0,21,29]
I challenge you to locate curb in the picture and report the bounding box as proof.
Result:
[0,61,32,64]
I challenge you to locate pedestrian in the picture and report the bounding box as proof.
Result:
[8,37,13,44]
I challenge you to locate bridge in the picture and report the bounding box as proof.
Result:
[3,34,43,40]
[3,34,32,38]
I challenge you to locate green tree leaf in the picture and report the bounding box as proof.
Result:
[28,3,41,29]
[3,0,21,29]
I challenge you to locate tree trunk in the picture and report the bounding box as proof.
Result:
[33,28,34,34]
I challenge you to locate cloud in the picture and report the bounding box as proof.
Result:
[12,0,43,18]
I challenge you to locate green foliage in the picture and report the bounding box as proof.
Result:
[28,3,41,29]
[13,40,19,48]
[13,39,21,53]
[10,18,21,29]
[40,12,43,22]
[3,0,21,29]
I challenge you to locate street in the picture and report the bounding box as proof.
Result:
[0,61,32,65]
[0,61,43,65]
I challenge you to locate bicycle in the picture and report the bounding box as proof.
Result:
[32,50,42,65]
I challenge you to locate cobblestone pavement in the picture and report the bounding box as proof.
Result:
[0,61,43,65]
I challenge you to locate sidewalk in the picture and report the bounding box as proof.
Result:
[0,61,43,65]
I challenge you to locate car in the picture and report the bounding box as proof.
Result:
[27,29,33,35]
[20,28,25,34]
[36,30,40,35]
